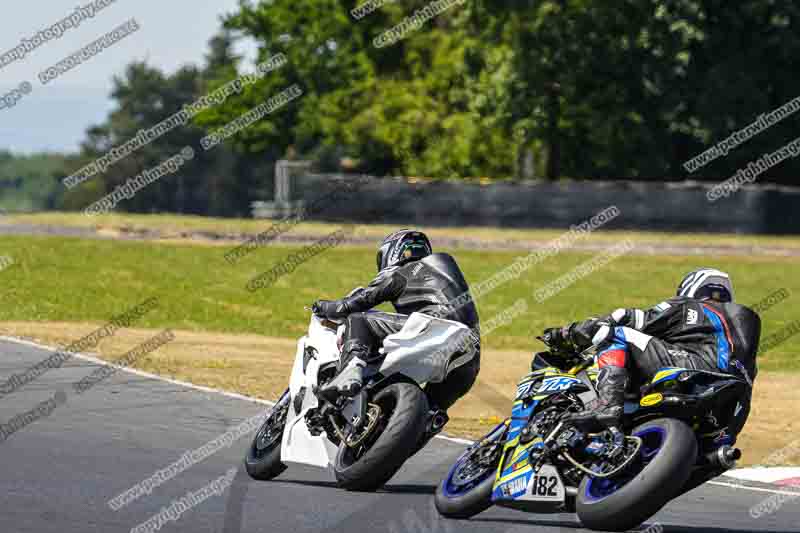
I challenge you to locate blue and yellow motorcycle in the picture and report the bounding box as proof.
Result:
[434,339,748,531]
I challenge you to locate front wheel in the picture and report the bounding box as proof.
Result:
[576,418,698,531]
[334,382,428,491]
[434,421,506,519]
[244,390,289,481]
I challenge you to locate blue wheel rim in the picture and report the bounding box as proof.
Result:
[442,444,498,497]
[441,424,505,498]
[583,426,666,502]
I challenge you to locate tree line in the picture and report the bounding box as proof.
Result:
[3,0,799,216]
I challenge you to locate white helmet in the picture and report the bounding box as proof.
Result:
[677,268,734,303]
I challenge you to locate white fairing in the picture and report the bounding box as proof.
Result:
[280,312,475,470]
[379,312,477,384]
[281,315,340,469]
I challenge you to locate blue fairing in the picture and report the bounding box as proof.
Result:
[492,470,534,501]
[506,399,536,442]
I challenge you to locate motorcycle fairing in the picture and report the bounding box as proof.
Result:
[649,367,685,387]
[380,312,476,384]
[492,427,567,506]
[637,366,748,448]
[493,464,567,504]
[515,370,585,401]
[281,318,340,469]
[491,366,581,505]
[536,375,586,395]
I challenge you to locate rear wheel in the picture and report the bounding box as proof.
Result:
[576,418,697,531]
[244,390,289,481]
[434,422,505,518]
[334,382,428,491]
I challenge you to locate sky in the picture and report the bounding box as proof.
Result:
[0,0,256,154]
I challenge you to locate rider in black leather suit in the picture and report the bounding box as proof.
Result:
[312,229,480,412]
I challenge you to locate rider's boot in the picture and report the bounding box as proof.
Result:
[566,365,627,431]
[320,340,371,401]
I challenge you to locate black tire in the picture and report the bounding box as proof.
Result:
[244,391,289,481]
[576,418,698,532]
[434,423,505,519]
[434,461,496,519]
[563,495,577,514]
[334,382,428,491]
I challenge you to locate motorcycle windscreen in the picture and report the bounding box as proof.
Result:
[380,312,476,384]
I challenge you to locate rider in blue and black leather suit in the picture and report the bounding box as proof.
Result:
[543,268,760,436]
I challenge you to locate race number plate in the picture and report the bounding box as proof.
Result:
[519,465,565,502]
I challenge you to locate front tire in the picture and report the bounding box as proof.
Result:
[244,390,289,481]
[334,382,428,491]
[434,422,505,519]
[576,418,698,531]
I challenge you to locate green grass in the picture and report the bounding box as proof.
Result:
[0,233,798,371]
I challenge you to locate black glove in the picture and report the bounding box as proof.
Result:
[568,319,614,350]
[312,299,351,319]
[312,300,337,318]
[541,326,571,350]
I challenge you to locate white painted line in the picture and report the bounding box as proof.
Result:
[436,435,475,445]
[708,480,800,497]
[0,336,275,407]
[723,467,800,484]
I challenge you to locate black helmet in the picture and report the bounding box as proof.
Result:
[376,229,432,272]
[677,268,734,303]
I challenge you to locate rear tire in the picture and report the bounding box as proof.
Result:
[334,382,428,491]
[244,391,289,481]
[576,418,697,531]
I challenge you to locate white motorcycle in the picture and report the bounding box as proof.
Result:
[244,309,478,491]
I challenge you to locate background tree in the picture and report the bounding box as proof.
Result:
[5,0,799,214]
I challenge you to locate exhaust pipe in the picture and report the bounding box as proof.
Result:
[707,445,741,470]
[429,410,449,433]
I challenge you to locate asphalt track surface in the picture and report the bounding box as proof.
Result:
[1,338,798,533]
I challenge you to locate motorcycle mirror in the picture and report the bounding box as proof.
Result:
[536,335,552,347]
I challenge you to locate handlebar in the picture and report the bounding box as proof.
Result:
[535,335,599,371]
